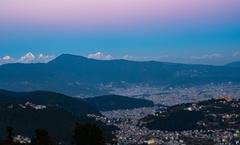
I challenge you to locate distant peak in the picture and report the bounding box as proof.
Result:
[25,52,35,57]
[49,54,90,63]
[87,52,113,60]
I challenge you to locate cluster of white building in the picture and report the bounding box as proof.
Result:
[24,102,47,110]
[7,102,47,110]
[13,135,31,144]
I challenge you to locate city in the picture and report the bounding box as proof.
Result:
[87,87,240,145]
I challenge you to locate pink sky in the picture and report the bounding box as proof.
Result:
[0,0,240,65]
[1,0,239,28]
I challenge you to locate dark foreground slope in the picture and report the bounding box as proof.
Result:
[0,54,240,96]
[0,90,117,144]
[85,95,154,111]
[0,105,76,142]
[140,98,240,131]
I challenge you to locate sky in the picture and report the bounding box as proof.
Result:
[0,0,240,65]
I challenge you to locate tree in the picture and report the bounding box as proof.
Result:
[72,123,105,145]
[5,127,13,141]
[0,127,14,145]
[31,129,56,145]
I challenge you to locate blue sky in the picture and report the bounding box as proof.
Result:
[0,0,240,65]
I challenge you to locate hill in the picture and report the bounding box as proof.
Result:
[0,89,100,116]
[139,98,240,131]
[0,104,77,142]
[85,95,154,111]
[0,54,240,96]
[0,90,118,144]
[0,104,117,144]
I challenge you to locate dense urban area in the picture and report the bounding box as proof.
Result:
[86,84,240,145]
[109,83,240,106]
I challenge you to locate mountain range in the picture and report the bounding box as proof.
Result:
[0,54,240,97]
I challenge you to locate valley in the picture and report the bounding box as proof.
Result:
[0,55,240,145]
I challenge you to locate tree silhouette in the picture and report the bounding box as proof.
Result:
[0,127,14,145]
[5,127,13,141]
[31,129,56,145]
[73,123,105,145]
